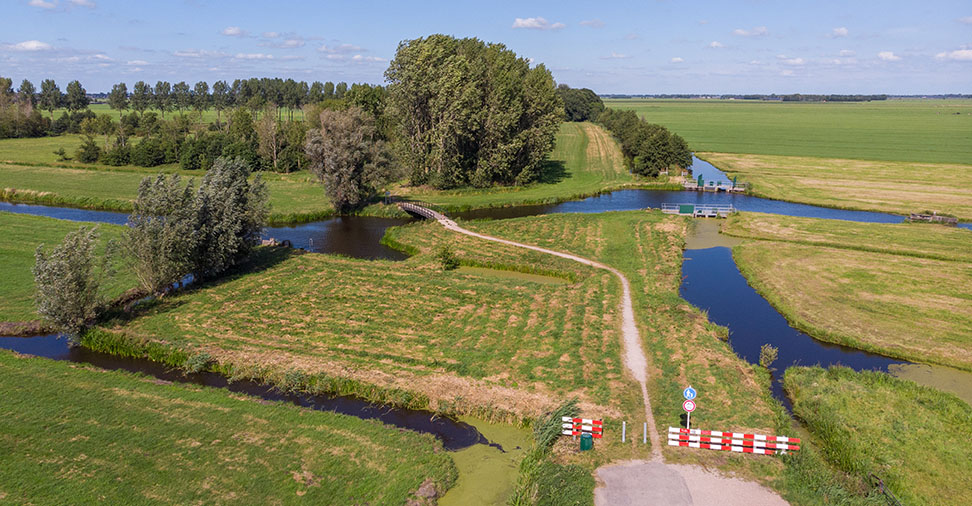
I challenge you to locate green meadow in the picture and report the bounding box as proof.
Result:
[786,366,972,506]
[0,349,455,504]
[605,98,972,164]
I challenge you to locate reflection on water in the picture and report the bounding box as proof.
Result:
[0,334,488,450]
[263,216,413,260]
[684,220,742,250]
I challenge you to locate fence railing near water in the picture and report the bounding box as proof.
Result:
[660,203,735,218]
[668,427,801,456]
[683,181,747,192]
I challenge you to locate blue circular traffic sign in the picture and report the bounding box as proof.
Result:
[683,386,697,400]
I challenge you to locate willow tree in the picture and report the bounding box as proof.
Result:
[385,34,563,189]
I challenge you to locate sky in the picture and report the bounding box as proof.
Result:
[2,0,970,94]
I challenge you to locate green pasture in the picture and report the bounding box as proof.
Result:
[729,214,972,370]
[0,349,455,504]
[786,366,972,506]
[605,98,972,164]
[0,212,134,323]
[48,103,303,124]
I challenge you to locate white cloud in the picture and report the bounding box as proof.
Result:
[263,31,280,38]
[220,26,247,37]
[91,53,112,61]
[174,49,226,58]
[878,51,901,61]
[935,49,972,61]
[709,41,724,48]
[318,43,363,54]
[126,59,148,65]
[512,17,565,30]
[69,0,96,7]
[776,54,805,65]
[839,49,855,57]
[958,16,972,24]
[624,33,640,40]
[781,69,795,76]
[352,54,386,62]
[732,26,768,37]
[600,51,629,59]
[3,40,53,51]
[831,27,848,37]
[28,0,56,9]
[670,57,684,63]
[580,19,604,28]
[234,52,273,60]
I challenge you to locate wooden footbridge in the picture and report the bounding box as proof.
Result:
[398,201,448,221]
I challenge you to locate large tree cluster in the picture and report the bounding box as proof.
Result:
[598,109,692,177]
[556,85,604,122]
[385,35,564,189]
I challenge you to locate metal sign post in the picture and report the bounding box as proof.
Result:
[683,399,696,430]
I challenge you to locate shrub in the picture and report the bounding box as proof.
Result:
[131,137,166,167]
[75,135,101,163]
[101,142,130,166]
[760,343,779,368]
[435,244,460,270]
[184,352,213,373]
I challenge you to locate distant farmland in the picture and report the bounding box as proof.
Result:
[604,98,972,164]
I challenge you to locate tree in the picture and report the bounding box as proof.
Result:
[126,174,196,295]
[172,81,191,114]
[211,80,230,127]
[305,107,393,212]
[335,82,348,99]
[255,108,281,171]
[154,81,172,118]
[556,85,604,122]
[598,108,692,177]
[189,157,269,279]
[308,81,324,104]
[39,79,62,119]
[64,80,90,112]
[33,226,115,339]
[107,82,129,114]
[385,35,563,188]
[192,81,210,112]
[131,81,153,116]
[323,81,335,99]
[0,78,12,108]
[18,79,37,107]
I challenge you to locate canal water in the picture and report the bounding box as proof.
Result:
[0,333,489,451]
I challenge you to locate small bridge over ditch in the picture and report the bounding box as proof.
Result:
[398,201,448,221]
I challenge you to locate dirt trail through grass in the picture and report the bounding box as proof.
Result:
[424,209,786,504]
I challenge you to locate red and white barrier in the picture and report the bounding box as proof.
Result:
[563,417,603,438]
[667,427,800,455]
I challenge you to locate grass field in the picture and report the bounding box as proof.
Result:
[785,366,972,506]
[723,212,972,263]
[47,103,303,125]
[377,122,676,212]
[605,99,972,164]
[0,212,134,323]
[0,349,455,504]
[702,152,972,220]
[728,214,972,370]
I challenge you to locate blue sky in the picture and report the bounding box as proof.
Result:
[2,0,970,94]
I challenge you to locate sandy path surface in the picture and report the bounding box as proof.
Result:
[429,210,787,505]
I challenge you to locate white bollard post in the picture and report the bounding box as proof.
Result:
[622,421,626,442]
[643,422,647,444]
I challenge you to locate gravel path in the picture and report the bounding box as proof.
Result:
[432,212,787,505]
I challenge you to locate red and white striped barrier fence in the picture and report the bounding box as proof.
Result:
[667,427,800,455]
[562,417,603,438]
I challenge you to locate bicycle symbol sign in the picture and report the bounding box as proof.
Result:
[683,386,697,400]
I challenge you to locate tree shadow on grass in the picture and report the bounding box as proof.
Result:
[536,160,567,185]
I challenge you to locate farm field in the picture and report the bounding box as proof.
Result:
[722,212,972,263]
[47,103,300,125]
[785,366,972,506]
[729,214,972,370]
[701,152,972,220]
[0,212,133,324]
[389,122,671,212]
[604,99,972,165]
[0,349,455,504]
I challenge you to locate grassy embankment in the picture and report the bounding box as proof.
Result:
[386,121,678,212]
[0,349,455,504]
[0,212,135,327]
[725,212,972,371]
[605,98,972,165]
[0,122,674,224]
[785,366,972,505]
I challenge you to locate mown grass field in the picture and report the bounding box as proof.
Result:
[728,213,972,370]
[702,152,972,220]
[723,212,972,263]
[385,122,676,212]
[785,366,972,506]
[48,103,302,125]
[0,212,134,323]
[0,349,455,504]
[605,99,972,164]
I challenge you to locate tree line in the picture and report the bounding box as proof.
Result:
[597,108,692,177]
[34,157,268,338]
